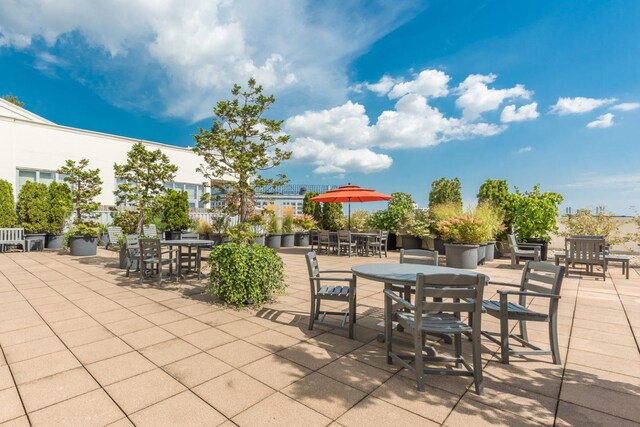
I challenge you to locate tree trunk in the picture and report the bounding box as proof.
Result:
[137,213,144,235]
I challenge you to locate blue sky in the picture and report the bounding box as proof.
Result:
[1,0,639,214]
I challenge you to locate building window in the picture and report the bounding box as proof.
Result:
[165,182,205,209]
[16,169,63,193]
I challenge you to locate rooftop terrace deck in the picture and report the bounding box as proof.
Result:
[0,248,638,426]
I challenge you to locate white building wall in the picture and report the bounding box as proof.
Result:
[0,102,232,206]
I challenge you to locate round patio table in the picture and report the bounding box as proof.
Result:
[161,240,215,276]
[351,263,488,345]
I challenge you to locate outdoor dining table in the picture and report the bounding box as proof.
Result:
[328,231,380,256]
[351,263,489,348]
[161,239,215,276]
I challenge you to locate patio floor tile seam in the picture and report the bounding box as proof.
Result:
[556,396,640,425]
[0,309,30,425]
[610,275,640,354]
[0,261,134,424]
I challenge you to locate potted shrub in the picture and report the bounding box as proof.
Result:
[111,210,141,268]
[209,212,229,245]
[367,192,414,250]
[428,203,462,253]
[161,189,191,240]
[225,222,257,246]
[437,212,486,269]
[398,210,431,249]
[293,214,317,246]
[195,219,213,240]
[349,210,370,232]
[248,212,266,246]
[207,242,286,307]
[16,181,49,251]
[511,185,563,261]
[46,181,73,249]
[265,213,282,249]
[281,212,295,247]
[58,159,103,256]
[475,203,505,263]
[98,223,109,247]
[0,180,18,229]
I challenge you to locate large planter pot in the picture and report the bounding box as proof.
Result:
[208,233,224,245]
[281,233,295,247]
[69,235,98,256]
[294,232,310,246]
[401,235,422,250]
[164,230,181,240]
[99,232,109,247]
[266,234,282,249]
[485,241,496,262]
[445,243,479,269]
[477,243,487,265]
[525,238,548,261]
[495,240,508,258]
[25,233,47,251]
[119,247,128,269]
[387,233,397,251]
[251,235,265,246]
[433,237,447,255]
[46,234,64,249]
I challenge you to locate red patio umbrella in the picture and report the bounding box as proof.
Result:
[310,184,393,229]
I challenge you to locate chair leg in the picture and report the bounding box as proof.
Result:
[454,333,462,368]
[415,333,425,392]
[315,300,321,320]
[519,320,528,342]
[308,298,316,330]
[384,287,393,364]
[549,317,561,365]
[348,296,355,339]
[472,328,484,395]
[500,312,510,364]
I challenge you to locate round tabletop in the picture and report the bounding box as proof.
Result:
[351,263,487,286]
[161,240,215,246]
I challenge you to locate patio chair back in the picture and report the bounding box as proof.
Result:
[107,226,123,249]
[142,224,157,237]
[139,238,161,262]
[180,232,199,240]
[519,261,564,310]
[414,273,486,317]
[507,233,518,248]
[400,249,438,266]
[305,250,321,290]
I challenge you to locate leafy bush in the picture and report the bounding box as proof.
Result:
[428,177,462,209]
[511,185,563,242]
[474,203,505,241]
[302,192,322,223]
[293,214,317,231]
[428,203,462,236]
[207,243,286,307]
[195,219,213,235]
[225,222,257,244]
[266,212,280,234]
[321,202,344,231]
[398,210,431,238]
[111,210,139,235]
[63,223,100,247]
[348,210,370,232]
[161,189,191,231]
[436,213,487,245]
[367,192,414,233]
[0,179,18,227]
[560,207,629,244]
[16,181,49,233]
[477,179,512,237]
[282,214,294,233]
[48,182,73,234]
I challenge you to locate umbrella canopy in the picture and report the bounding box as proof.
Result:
[310,184,393,229]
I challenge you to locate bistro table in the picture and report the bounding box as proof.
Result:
[161,240,215,277]
[327,231,380,256]
[351,263,489,348]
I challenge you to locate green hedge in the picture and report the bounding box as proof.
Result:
[0,179,17,227]
[17,181,49,233]
[207,243,286,307]
[48,182,73,234]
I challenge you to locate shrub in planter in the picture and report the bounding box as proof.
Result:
[65,224,100,256]
[281,213,295,247]
[160,189,191,234]
[17,182,49,250]
[207,243,286,307]
[437,213,486,269]
[195,219,214,240]
[46,182,73,248]
[226,222,257,244]
[474,203,505,262]
[321,202,345,231]
[293,214,317,246]
[111,210,139,235]
[398,210,431,249]
[0,180,18,227]
[265,212,282,249]
[349,210,371,232]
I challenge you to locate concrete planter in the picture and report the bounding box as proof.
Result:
[251,235,265,246]
[69,235,98,256]
[294,232,310,246]
[99,232,109,247]
[445,243,478,269]
[208,233,224,245]
[266,234,282,249]
[485,241,496,261]
[477,243,487,265]
[46,234,64,249]
[400,235,422,249]
[525,238,548,261]
[281,233,295,247]
[119,247,128,269]
[164,230,181,240]
[25,233,47,251]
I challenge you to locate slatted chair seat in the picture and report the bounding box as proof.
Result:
[482,300,549,320]
[318,285,351,299]
[396,312,472,334]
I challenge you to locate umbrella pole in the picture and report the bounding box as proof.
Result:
[348,199,351,230]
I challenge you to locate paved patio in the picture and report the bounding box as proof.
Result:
[0,248,638,426]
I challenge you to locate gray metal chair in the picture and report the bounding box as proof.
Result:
[142,224,158,238]
[106,226,123,250]
[368,230,389,258]
[305,251,356,339]
[309,229,319,251]
[385,272,487,394]
[139,238,180,285]
[317,230,333,255]
[482,261,565,364]
[337,230,357,257]
[564,237,606,280]
[124,235,140,277]
[400,249,438,265]
[508,234,541,268]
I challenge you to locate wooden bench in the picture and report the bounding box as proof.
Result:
[0,228,26,252]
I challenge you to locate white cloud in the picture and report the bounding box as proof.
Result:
[550,97,616,115]
[517,146,533,154]
[291,138,392,174]
[611,102,640,111]
[455,74,532,120]
[364,75,397,96]
[587,113,614,129]
[388,69,450,99]
[501,102,539,123]
[0,0,419,121]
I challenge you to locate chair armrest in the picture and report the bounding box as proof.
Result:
[383,289,416,310]
[488,280,520,288]
[319,270,354,274]
[517,243,543,249]
[310,276,355,283]
[498,289,560,299]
